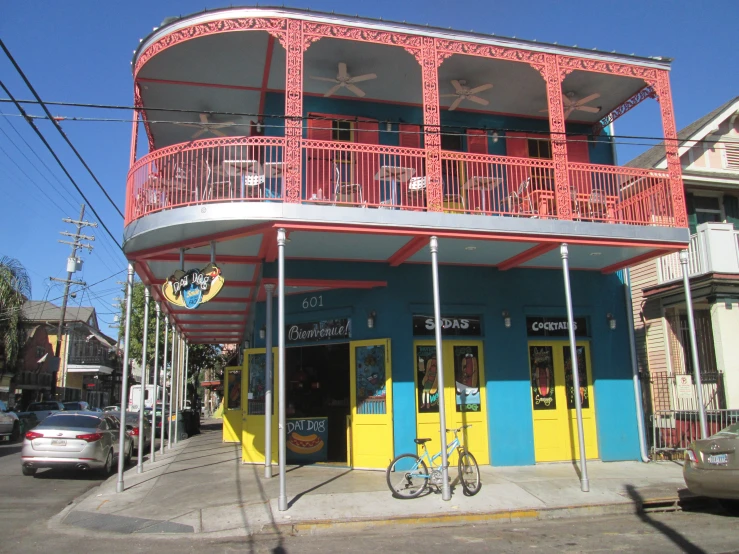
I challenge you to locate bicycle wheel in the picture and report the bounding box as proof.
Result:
[386,454,429,499]
[458,450,481,496]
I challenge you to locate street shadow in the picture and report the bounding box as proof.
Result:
[625,484,707,554]
[0,443,22,458]
[287,469,352,509]
[32,467,105,482]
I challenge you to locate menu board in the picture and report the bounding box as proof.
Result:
[529,346,556,410]
[454,345,481,412]
[563,346,590,409]
[285,417,328,463]
[416,345,439,413]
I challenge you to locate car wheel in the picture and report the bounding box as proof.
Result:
[100,449,113,476]
[22,466,36,477]
[10,421,20,442]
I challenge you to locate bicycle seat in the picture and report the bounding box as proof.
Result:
[414,438,432,445]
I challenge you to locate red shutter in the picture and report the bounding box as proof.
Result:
[466,129,488,154]
[567,136,591,193]
[355,120,380,205]
[306,117,333,200]
[505,132,530,192]
[399,124,421,148]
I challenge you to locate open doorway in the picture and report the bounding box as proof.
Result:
[285,343,350,464]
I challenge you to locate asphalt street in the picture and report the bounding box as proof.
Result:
[1,437,738,553]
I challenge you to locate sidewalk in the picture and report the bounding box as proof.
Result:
[51,420,695,538]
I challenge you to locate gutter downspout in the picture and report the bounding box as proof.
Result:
[624,268,650,462]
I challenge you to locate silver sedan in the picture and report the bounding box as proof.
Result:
[21,411,133,477]
[684,421,739,511]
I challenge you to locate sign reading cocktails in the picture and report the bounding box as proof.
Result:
[162,263,225,309]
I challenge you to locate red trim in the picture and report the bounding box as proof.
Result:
[168,310,245,315]
[223,281,256,287]
[179,320,246,325]
[264,230,279,263]
[208,297,250,303]
[600,249,677,274]
[261,278,387,289]
[136,76,262,92]
[258,35,275,119]
[128,223,272,260]
[183,328,244,333]
[498,243,559,271]
[147,254,261,264]
[257,230,273,260]
[387,237,427,267]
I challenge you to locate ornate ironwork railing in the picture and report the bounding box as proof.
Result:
[125,136,677,227]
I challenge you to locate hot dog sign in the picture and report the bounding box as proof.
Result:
[285,417,328,463]
[162,263,225,309]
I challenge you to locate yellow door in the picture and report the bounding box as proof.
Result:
[414,340,490,466]
[222,365,243,443]
[349,339,393,469]
[241,348,279,464]
[529,341,598,462]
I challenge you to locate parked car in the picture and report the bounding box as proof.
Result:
[63,401,90,411]
[684,421,739,511]
[0,400,22,441]
[107,411,152,454]
[26,401,65,423]
[21,411,132,476]
[103,406,119,412]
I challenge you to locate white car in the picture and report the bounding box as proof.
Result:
[0,400,21,441]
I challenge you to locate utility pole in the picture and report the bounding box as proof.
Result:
[50,204,97,400]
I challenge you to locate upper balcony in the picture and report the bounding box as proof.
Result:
[658,222,739,284]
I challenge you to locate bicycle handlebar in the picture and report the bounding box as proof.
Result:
[445,425,472,433]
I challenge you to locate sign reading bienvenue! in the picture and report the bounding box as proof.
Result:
[162,263,225,310]
[286,319,351,343]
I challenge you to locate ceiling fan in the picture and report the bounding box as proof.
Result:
[440,80,494,111]
[309,62,377,98]
[174,113,238,139]
[540,91,601,119]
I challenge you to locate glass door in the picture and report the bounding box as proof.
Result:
[241,348,278,464]
[223,365,243,443]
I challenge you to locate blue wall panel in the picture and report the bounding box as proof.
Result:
[255,258,638,466]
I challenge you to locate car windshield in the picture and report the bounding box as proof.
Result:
[64,403,83,410]
[716,422,739,436]
[28,402,61,411]
[38,414,100,429]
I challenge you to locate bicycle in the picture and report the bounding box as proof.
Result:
[386,424,481,499]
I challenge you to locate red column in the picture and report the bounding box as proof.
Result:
[652,70,688,228]
[283,19,303,203]
[542,54,572,220]
[421,38,442,212]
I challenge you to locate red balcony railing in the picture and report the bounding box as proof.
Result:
[125,136,676,227]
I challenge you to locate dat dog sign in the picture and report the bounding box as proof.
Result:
[162,263,225,309]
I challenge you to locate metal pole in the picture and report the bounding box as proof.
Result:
[184,340,189,407]
[624,269,650,462]
[159,316,169,455]
[174,333,182,446]
[167,325,175,450]
[151,303,161,462]
[429,237,451,501]
[277,229,287,511]
[137,287,150,473]
[680,250,708,438]
[264,283,275,479]
[560,243,589,492]
[116,262,135,493]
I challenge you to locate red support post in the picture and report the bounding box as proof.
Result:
[651,70,688,228]
[542,54,572,220]
[421,38,442,212]
[283,19,303,203]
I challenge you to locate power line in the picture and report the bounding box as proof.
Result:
[0,96,729,146]
[0,79,124,252]
[0,39,124,218]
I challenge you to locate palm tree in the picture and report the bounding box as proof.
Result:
[0,256,31,374]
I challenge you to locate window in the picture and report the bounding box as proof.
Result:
[38,414,101,428]
[528,138,552,159]
[694,195,722,225]
[35,346,45,358]
[332,120,352,142]
[441,132,463,152]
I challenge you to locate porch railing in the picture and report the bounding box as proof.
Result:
[125,136,678,227]
[650,409,739,458]
[658,223,739,284]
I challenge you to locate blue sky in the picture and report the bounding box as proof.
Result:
[1,0,737,332]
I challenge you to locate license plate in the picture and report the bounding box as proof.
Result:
[50,439,67,446]
[708,454,728,465]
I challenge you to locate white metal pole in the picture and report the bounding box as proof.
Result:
[184,340,189,407]
[560,243,590,492]
[277,229,288,511]
[152,304,162,460]
[167,325,175,450]
[624,269,650,462]
[137,287,150,473]
[429,236,451,501]
[116,262,135,493]
[158,308,169,454]
[680,250,708,438]
[174,333,182,445]
[264,283,275,479]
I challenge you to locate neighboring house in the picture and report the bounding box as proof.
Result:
[22,301,121,407]
[11,325,55,407]
[626,97,739,427]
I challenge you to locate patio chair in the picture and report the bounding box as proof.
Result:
[504,177,534,216]
[570,186,582,220]
[406,176,427,210]
[243,174,266,199]
[588,189,608,219]
[334,163,364,206]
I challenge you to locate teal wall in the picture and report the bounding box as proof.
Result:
[263,92,615,165]
[254,260,639,466]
